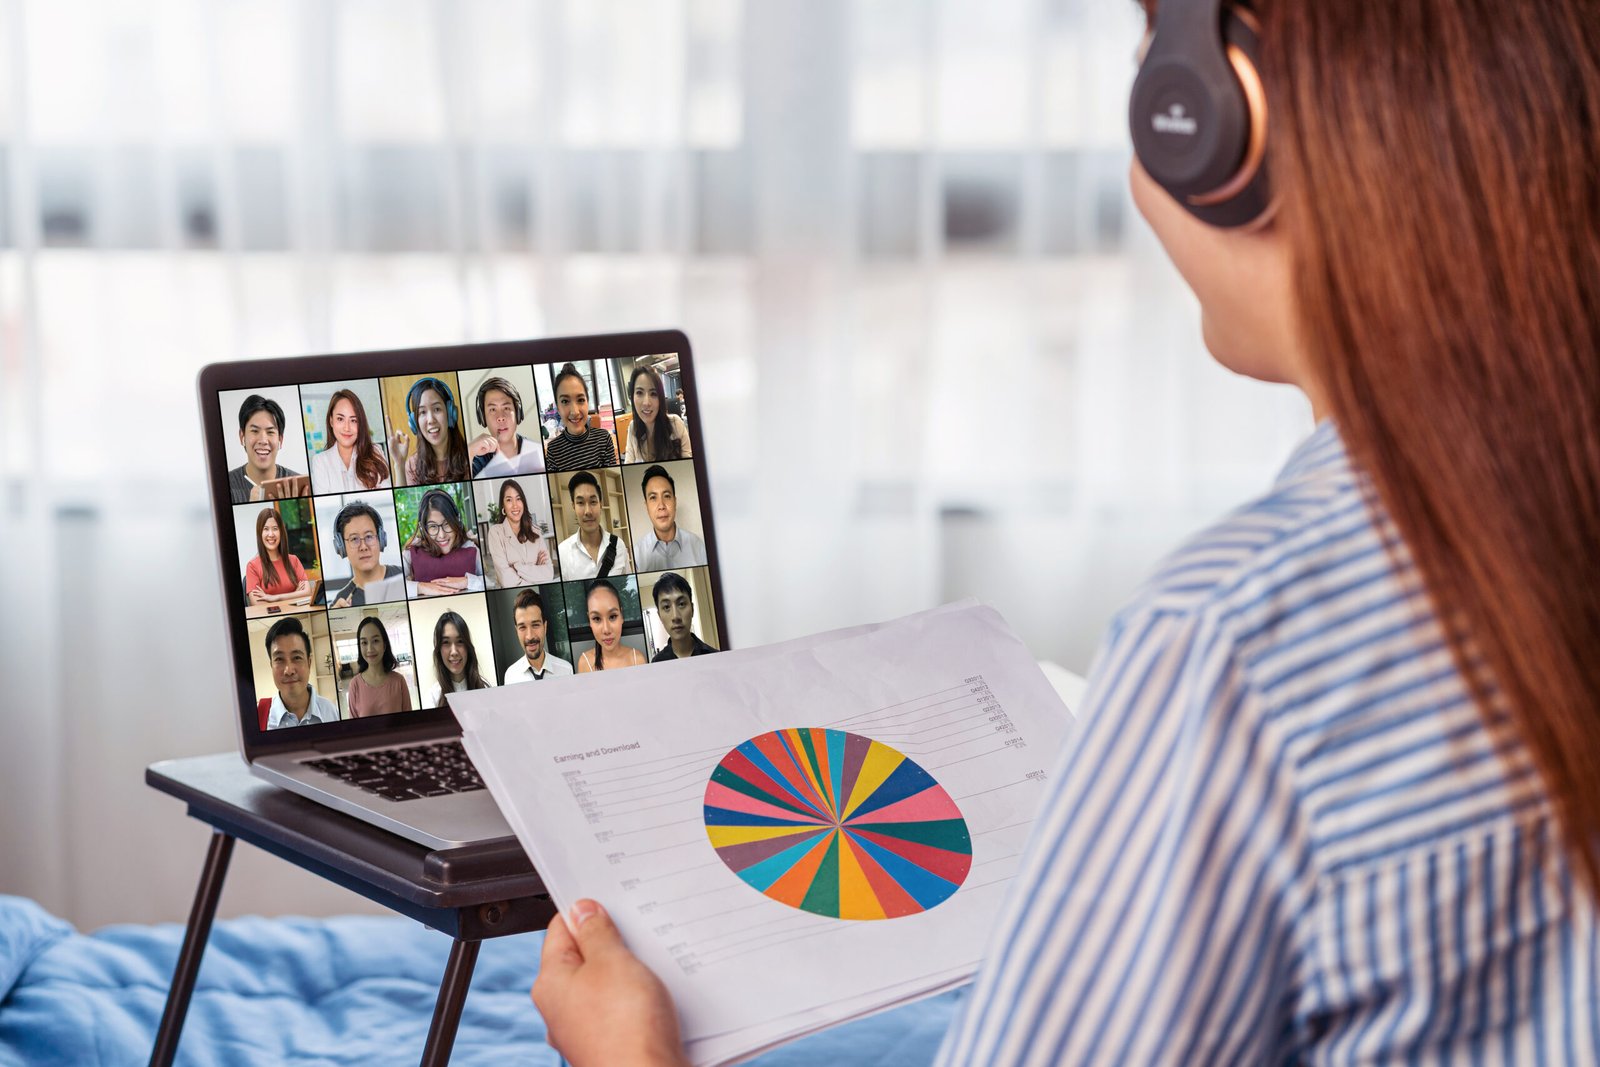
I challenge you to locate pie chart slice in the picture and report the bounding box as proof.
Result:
[704,727,973,920]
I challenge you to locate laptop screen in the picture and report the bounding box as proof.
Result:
[206,339,725,738]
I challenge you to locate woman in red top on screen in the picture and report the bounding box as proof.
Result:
[244,509,310,605]
[346,616,412,718]
[407,489,481,597]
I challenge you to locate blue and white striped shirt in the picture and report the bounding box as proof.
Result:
[937,420,1598,1065]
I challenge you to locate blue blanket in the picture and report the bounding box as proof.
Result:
[0,896,959,1066]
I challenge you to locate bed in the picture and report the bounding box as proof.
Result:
[0,894,960,1066]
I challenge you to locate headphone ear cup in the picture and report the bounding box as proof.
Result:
[1131,2,1272,229]
[334,532,346,558]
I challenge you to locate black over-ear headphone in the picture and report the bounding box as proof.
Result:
[475,377,525,425]
[1129,0,1272,229]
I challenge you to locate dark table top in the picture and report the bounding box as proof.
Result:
[147,752,553,939]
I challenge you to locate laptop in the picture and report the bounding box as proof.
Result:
[198,330,728,848]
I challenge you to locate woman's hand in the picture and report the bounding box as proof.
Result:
[532,900,688,1067]
[388,431,411,484]
[248,587,267,605]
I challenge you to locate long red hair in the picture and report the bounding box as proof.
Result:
[1263,2,1600,891]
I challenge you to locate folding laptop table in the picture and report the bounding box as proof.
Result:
[145,752,555,1067]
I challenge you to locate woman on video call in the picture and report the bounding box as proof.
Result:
[244,509,311,605]
[407,489,480,597]
[622,365,691,464]
[543,364,619,471]
[310,388,391,492]
[574,580,646,672]
[526,2,1600,1064]
[486,479,556,587]
[391,377,471,486]
[429,610,490,706]
[346,616,411,718]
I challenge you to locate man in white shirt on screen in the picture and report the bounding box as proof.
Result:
[503,588,573,683]
[263,618,339,728]
[632,465,707,573]
[556,471,632,579]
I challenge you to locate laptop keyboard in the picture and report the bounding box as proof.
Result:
[304,740,486,802]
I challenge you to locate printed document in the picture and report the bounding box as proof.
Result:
[451,601,1077,1065]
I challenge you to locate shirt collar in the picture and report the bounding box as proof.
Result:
[270,686,328,728]
[1274,418,1349,487]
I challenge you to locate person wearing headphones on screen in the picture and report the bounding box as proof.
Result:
[524,3,1600,1064]
[487,479,556,587]
[556,471,631,580]
[345,615,412,718]
[623,366,691,464]
[263,618,338,729]
[329,502,405,608]
[245,508,311,605]
[407,489,481,597]
[228,394,304,503]
[469,377,545,478]
[544,364,619,471]
[429,610,491,706]
[390,377,471,486]
[310,389,391,492]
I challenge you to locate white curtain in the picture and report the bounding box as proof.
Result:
[0,0,1311,926]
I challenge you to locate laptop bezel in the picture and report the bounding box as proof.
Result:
[197,329,727,762]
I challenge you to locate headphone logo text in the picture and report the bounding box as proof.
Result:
[1152,103,1198,136]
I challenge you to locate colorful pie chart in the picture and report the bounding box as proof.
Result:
[703,727,973,920]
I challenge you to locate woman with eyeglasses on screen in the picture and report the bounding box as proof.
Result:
[346,616,412,719]
[574,580,647,672]
[622,365,691,464]
[390,377,471,487]
[244,509,311,606]
[522,2,1600,1065]
[429,610,491,707]
[310,388,391,492]
[486,479,556,587]
[407,489,481,597]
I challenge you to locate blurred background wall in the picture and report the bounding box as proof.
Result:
[0,0,1311,927]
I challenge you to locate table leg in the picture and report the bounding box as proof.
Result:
[420,937,481,1067]
[149,829,236,1067]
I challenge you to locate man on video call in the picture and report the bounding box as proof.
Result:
[632,465,707,572]
[229,394,304,503]
[503,588,573,683]
[263,617,339,728]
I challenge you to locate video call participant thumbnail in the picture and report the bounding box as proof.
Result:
[330,502,405,607]
[408,489,481,597]
[576,579,647,672]
[503,588,573,683]
[262,617,338,728]
[487,479,555,587]
[230,394,305,503]
[245,507,311,605]
[632,464,707,571]
[622,364,691,463]
[557,471,631,579]
[311,388,391,492]
[347,615,413,718]
[470,377,544,477]
[391,376,471,487]
[431,610,491,706]
[650,572,719,662]
[543,363,618,471]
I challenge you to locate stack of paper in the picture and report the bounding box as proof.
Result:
[451,601,1077,1065]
